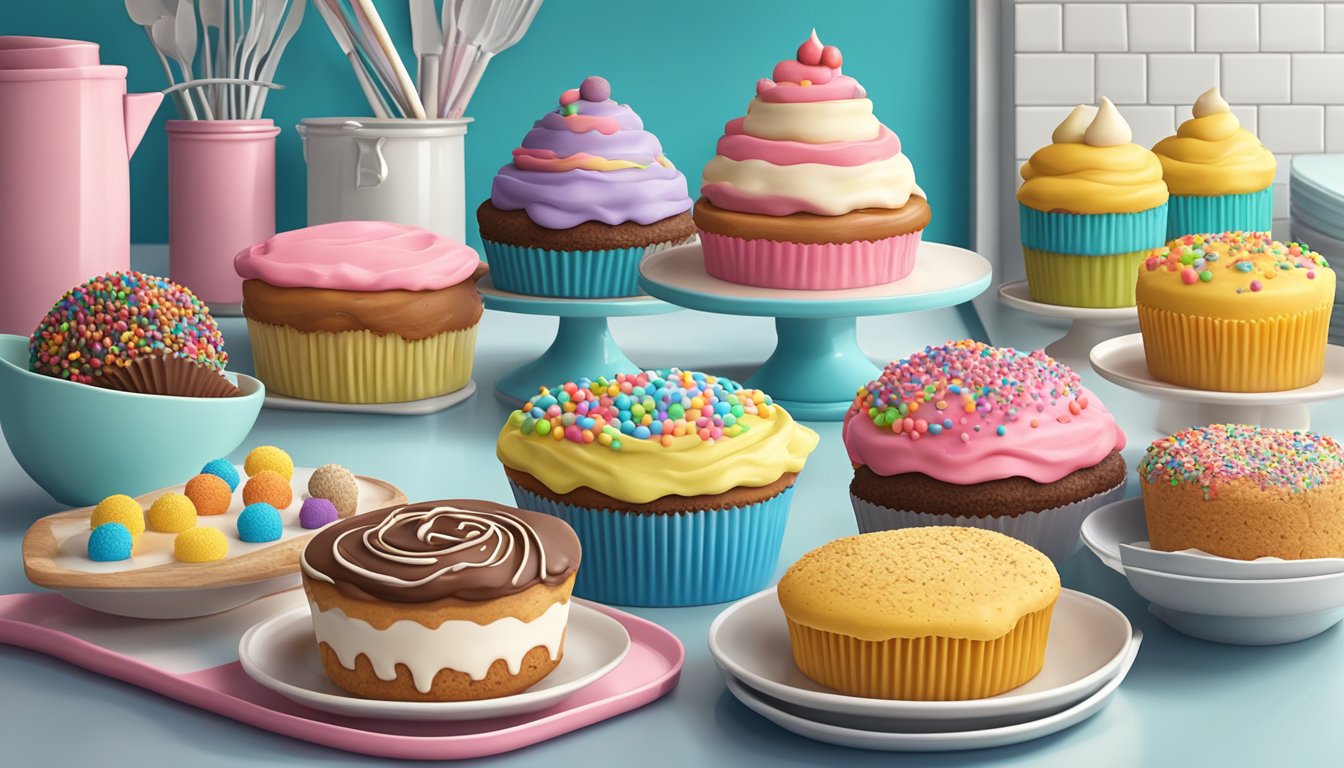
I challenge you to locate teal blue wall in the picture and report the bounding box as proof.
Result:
[8,0,971,252]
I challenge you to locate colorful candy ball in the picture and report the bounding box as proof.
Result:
[243,470,293,510]
[244,445,293,480]
[237,502,283,543]
[90,494,145,537]
[184,473,233,516]
[174,527,229,563]
[307,464,358,518]
[88,522,134,562]
[199,458,241,491]
[299,498,340,530]
[146,492,197,533]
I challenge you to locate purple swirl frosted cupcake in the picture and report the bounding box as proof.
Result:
[477,76,696,298]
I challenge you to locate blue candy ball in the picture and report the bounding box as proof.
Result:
[237,502,283,543]
[88,522,134,562]
[200,458,241,492]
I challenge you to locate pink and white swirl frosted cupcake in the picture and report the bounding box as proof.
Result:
[842,340,1127,563]
[695,31,930,290]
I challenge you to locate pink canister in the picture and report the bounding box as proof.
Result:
[167,119,280,307]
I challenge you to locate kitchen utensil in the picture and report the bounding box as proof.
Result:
[353,0,425,117]
[443,0,540,118]
[334,0,411,116]
[249,0,305,116]
[125,0,194,117]
[313,0,389,117]
[410,0,442,117]
[151,13,200,118]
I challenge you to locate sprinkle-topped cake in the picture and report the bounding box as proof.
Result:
[842,341,1127,563]
[1136,232,1335,392]
[497,368,818,606]
[1139,424,1344,560]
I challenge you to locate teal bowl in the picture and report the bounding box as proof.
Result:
[0,334,264,508]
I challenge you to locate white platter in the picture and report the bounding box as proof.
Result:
[239,602,631,721]
[263,380,476,415]
[720,634,1140,752]
[708,587,1133,733]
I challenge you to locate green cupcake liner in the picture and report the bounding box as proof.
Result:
[1023,248,1149,308]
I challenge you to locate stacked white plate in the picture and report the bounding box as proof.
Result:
[1082,497,1344,645]
[707,587,1140,752]
[1289,155,1344,345]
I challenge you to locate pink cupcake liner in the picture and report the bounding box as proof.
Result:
[699,229,922,290]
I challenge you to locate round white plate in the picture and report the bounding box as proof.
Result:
[238,602,631,721]
[263,380,476,416]
[996,281,1139,366]
[708,588,1133,732]
[59,574,299,620]
[721,635,1141,752]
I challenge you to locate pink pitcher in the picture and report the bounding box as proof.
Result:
[0,37,161,335]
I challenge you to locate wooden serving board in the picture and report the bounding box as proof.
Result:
[23,467,406,591]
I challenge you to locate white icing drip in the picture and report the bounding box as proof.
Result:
[300,549,334,584]
[310,600,570,692]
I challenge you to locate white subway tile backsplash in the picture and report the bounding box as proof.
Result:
[1274,154,1293,185]
[1261,4,1325,53]
[1328,5,1344,53]
[1016,106,1075,158]
[1016,54,1095,105]
[1292,54,1344,104]
[1221,54,1292,104]
[1260,105,1325,154]
[1017,4,1063,53]
[1327,107,1344,153]
[1116,105,1177,148]
[1195,4,1259,53]
[1096,54,1146,104]
[1274,182,1291,219]
[1148,54,1218,105]
[1064,4,1127,52]
[1231,105,1257,136]
[1128,4,1194,52]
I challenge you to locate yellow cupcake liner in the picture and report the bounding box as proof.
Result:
[1023,248,1148,308]
[246,320,478,404]
[784,603,1055,701]
[1137,303,1332,392]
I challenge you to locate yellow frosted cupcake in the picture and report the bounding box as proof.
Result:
[1152,88,1275,240]
[1018,98,1169,308]
[777,527,1060,701]
[1137,233,1335,392]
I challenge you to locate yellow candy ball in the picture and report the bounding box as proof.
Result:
[147,492,197,533]
[91,494,145,537]
[174,527,228,563]
[244,445,294,480]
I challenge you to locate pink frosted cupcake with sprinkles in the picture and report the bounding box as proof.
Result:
[842,340,1128,563]
[694,30,930,290]
[496,369,818,606]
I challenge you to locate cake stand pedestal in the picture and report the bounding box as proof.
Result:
[478,276,678,405]
[637,242,993,421]
[1089,333,1344,433]
[997,280,1138,369]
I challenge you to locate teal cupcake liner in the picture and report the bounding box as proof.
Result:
[508,481,794,607]
[482,240,646,298]
[1018,203,1168,255]
[1166,188,1273,240]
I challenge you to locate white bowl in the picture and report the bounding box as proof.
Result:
[1122,564,1344,619]
[1146,604,1344,646]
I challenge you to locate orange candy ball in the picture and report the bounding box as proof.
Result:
[243,470,293,510]
[184,474,233,516]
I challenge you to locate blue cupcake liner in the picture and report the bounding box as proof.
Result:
[1018,203,1168,255]
[482,240,647,298]
[508,481,794,607]
[1165,188,1273,240]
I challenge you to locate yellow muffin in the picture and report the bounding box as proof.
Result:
[777,527,1060,701]
[1136,233,1334,392]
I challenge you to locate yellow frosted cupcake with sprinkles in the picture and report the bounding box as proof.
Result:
[497,368,818,606]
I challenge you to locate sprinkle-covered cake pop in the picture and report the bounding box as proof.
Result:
[29,271,231,395]
[308,464,358,518]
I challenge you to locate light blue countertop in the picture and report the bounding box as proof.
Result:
[2,255,1341,765]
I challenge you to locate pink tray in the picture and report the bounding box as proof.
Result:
[0,591,684,760]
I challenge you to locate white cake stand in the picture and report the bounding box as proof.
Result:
[997,281,1138,368]
[1089,333,1344,433]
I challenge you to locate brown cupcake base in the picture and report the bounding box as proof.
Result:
[693,196,931,245]
[477,201,696,251]
[1141,479,1344,560]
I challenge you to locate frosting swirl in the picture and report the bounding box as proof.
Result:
[1018,98,1168,214]
[301,500,581,602]
[489,76,692,229]
[1151,87,1276,196]
[699,31,922,217]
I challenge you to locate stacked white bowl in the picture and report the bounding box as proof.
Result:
[1289,155,1344,346]
[1082,497,1344,645]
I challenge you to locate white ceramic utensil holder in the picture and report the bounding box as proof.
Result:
[297,117,471,241]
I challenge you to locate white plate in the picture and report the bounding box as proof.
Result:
[59,575,299,620]
[1122,564,1344,618]
[263,380,476,415]
[1147,604,1344,646]
[997,280,1138,324]
[708,588,1133,732]
[721,634,1141,752]
[238,601,631,721]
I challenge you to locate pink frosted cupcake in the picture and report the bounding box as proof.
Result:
[694,31,930,290]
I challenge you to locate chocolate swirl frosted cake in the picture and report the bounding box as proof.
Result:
[300,499,581,702]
